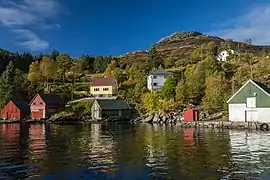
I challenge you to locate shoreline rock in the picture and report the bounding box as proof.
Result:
[131,109,223,124]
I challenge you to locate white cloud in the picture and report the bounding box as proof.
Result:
[208,5,270,45]
[0,7,36,26]
[12,29,49,51]
[0,0,63,51]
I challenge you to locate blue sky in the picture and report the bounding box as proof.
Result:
[0,0,269,57]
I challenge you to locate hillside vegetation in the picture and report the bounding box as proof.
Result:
[0,31,269,116]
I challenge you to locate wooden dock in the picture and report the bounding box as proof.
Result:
[177,121,270,131]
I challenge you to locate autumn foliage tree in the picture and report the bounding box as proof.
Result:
[202,75,230,112]
[40,56,56,88]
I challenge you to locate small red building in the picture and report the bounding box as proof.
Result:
[1,100,30,120]
[184,109,200,121]
[29,93,64,119]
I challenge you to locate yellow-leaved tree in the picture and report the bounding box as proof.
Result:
[27,61,42,84]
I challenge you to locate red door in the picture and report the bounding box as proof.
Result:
[31,110,43,119]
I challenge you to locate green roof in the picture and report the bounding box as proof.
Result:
[96,99,131,110]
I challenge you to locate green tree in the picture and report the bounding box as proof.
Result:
[202,75,230,112]
[56,53,72,83]
[51,49,59,61]
[147,46,163,72]
[0,61,16,108]
[185,64,205,105]
[81,54,95,73]
[93,56,108,73]
[14,69,31,99]
[161,75,177,99]
[141,92,160,113]
[164,58,175,69]
[175,81,186,105]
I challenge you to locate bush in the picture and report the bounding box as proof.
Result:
[68,101,94,116]
[74,84,89,91]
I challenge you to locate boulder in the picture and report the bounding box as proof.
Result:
[142,115,153,123]
[152,113,160,123]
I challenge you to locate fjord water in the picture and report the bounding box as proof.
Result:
[0,123,270,180]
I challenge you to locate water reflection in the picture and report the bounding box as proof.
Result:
[28,124,47,163]
[0,123,270,179]
[229,130,270,178]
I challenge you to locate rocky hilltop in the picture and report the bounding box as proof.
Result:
[117,31,270,67]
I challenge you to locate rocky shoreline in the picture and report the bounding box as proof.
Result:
[131,110,223,124]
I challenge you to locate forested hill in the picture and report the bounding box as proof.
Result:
[0,31,270,116]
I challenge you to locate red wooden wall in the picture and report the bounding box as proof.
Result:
[1,101,23,120]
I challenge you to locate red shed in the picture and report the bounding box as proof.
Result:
[184,109,199,121]
[1,100,30,120]
[30,93,64,119]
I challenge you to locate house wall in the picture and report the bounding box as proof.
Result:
[102,109,131,119]
[228,104,246,122]
[229,103,270,122]
[229,82,270,107]
[90,85,117,97]
[217,50,229,61]
[91,102,101,119]
[147,75,167,91]
[1,101,21,120]
[30,95,45,119]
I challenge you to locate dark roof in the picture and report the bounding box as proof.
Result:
[150,69,172,76]
[252,80,270,95]
[91,77,117,86]
[40,94,64,106]
[12,100,30,115]
[96,99,131,110]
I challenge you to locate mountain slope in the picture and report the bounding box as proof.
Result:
[117,31,270,67]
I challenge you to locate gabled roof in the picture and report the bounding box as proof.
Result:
[91,77,117,86]
[150,69,172,76]
[12,100,30,115]
[95,99,131,110]
[227,79,270,103]
[41,94,64,106]
[30,93,64,106]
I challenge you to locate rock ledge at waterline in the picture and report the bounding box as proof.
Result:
[131,110,223,124]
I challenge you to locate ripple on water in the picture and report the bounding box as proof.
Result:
[1,124,270,179]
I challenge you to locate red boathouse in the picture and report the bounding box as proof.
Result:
[184,108,200,121]
[1,100,30,120]
[30,93,64,119]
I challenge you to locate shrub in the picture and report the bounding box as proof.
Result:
[68,101,94,115]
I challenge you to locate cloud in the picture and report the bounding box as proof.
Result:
[12,29,49,51]
[208,5,270,45]
[0,0,63,51]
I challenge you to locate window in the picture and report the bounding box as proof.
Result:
[103,88,109,91]
[246,97,256,108]
[33,102,36,105]
[153,76,157,79]
[94,88,99,91]
[40,102,43,106]
[153,83,158,86]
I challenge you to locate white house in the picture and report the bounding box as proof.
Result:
[147,69,172,91]
[217,50,235,62]
[227,79,270,123]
